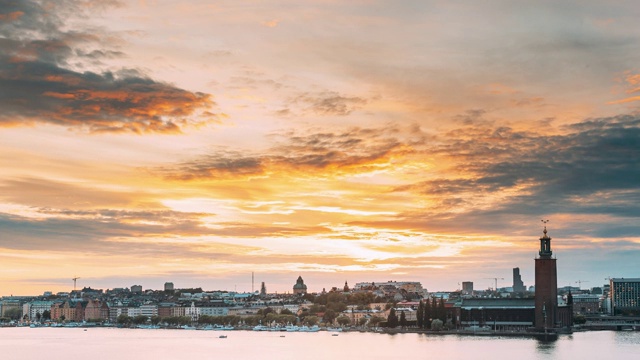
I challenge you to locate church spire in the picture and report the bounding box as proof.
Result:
[539,220,552,258]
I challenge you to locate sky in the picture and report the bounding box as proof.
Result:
[1,0,639,296]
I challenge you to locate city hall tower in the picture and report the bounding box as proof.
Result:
[534,223,557,331]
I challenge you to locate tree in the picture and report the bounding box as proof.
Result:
[280,308,294,315]
[368,316,384,328]
[133,315,148,325]
[438,297,446,322]
[303,316,319,326]
[387,308,399,328]
[399,311,407,328]
[358,317,368,327]
[4,308,22,321]
[323,309,337,324]
[424,298,432,328]
[431,318,443,331]
[416,301,424,329]
[336,316,351,327]
[36,312,42,322]
[42,310,51,321]
[117,314,133,326]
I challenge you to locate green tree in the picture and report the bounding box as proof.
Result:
[387,308,399,328]
[36,312,42,322]
[416,301,424,329]
[117,314,133,326]
[399,310,407,328]
[280,308,294,315]
[132,315,148,325]
[368,315,384,328]
[323,309,337,324]
[4,308,22,321]
[303,316,319,326]
[424,298,432,328]
[431,318,443,331]
[336,316,351,327]
[42,310,51,321]
[438,297,446,322]
[573,315,586,325]
[358,317,368,327]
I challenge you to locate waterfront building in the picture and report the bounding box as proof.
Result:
[84,299,109,321]
[23,300,54,321]
[293,276,307,295]
[199,306,229,317]
[609,278,640,315]
[140,303,158,318]
[1,299,21,317]
[456,298,535,331]
[572,294,601,315]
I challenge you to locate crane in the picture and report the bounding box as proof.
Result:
[72,276,80,291]
[484,277,504,291]
[575,280,589,289]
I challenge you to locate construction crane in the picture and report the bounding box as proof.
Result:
[72,276,80,291]
[575,280,589,289]
[484,277,504,291]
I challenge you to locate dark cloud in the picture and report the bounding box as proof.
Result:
[160,127,406,180]
[393,114,640,234]
[0,0,218,134]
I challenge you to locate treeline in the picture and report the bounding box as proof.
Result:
[415,297,450,330]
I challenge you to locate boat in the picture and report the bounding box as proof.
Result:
[299,325,320,332]
[327,327,343,332]
[285,325,299,332]
[253,324,269,331]
[219,335,227,339]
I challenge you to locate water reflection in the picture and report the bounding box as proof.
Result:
[535,338,557,355]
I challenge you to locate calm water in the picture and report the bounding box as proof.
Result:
[2,328,639,360]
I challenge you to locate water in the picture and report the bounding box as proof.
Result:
[2,328,639,360]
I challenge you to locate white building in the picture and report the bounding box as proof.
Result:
[23,301,55,321]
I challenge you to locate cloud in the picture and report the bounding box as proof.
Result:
[0,0,219,134]
[391,114,640,234]
[160,127,408,180]
[291,91,367,116]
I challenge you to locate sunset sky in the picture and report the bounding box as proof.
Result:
[1,0,639,296]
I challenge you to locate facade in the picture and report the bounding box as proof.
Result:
[572,294,601,315]
[131,285,143,294]
[84,300,109,321]
[164,282,174,291]
[140,304,158,318]
[293,276,307,295]
[457,298,535,331]
[23,301,54,321]
[513,267,526,292]
[610,278,640,315]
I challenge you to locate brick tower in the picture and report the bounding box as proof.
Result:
[534,223,557,331]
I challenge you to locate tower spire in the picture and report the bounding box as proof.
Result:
[539,219,552,258]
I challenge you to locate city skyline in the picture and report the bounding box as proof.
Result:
[1,1,640,296]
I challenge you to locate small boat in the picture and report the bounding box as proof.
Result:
[332,334,339,336]
[219,335,227,338]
